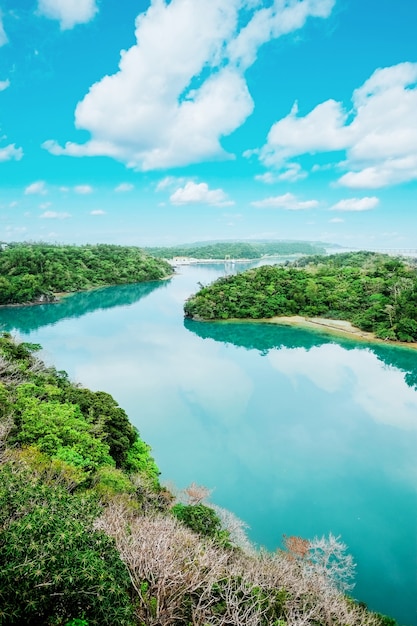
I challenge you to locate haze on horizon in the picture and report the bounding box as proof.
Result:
[0,0,416,249]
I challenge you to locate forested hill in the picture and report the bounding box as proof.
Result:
[184,252,417,342]
[144,240,325,259]
[0,243,172,305]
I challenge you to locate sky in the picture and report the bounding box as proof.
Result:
[0,0,416,248]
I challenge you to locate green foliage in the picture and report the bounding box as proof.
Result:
[0,242,172,304]
[13,383,115,471]
[184,252,417,342]
[145,240,325,260]
[61,387,137,469]
[171,503,231,545]
[124,437,160,483]
[93,466,135,501]
[0,461,135,625]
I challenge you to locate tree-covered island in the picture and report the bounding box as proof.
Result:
[184,252,417,343]
[144,240,326,260]
[0,334,398,625]
[0,243,173,305]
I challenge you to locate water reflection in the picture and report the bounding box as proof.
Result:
[0,279,171,333]
[185,318,417,392]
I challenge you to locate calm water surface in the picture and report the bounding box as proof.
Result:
[1,263,416,626]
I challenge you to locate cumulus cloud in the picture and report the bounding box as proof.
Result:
[37,0,98,30]
[91,209,106,215]
[258,62,417,188]
[25,181,47,195]
[0,79,10,91]
[43,0,335,170]
[0,143,23,162]
[74,184,93,194]
[170,181,234,206]
[40,210,71,219]
[115,183,134,192]
[330,196,379,212]
[251,192,319,210]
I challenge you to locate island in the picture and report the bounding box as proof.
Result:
[144,240,326,261]
[0,333,396,625]
[184,252,417,345]
[0,242,173,306]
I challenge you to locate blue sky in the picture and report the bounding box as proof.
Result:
[0,0,416,248]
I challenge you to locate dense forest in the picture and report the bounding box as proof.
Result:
[184,252,417,342]
[0,243,172,305]
[0,334,396,626]
[145,241,325,260]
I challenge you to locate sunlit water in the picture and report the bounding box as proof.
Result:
[1,263,416,625]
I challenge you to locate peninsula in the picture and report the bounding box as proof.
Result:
[184,252,417,345]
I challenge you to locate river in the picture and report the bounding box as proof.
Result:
[1,262,416,626]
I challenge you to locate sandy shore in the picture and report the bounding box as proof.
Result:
[233,315,417,350]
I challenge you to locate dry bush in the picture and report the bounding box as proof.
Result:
[96,502,378,626]
[96,502,230,625]
[182,481,213,505]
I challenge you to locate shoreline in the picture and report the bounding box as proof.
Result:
[0,275,174,310]
[215,315,417,351]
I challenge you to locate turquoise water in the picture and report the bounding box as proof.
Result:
[1,264,416,625]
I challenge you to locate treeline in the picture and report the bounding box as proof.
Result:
[145,241,325,260]
[184,252,417,342]
[0,243,172,305]
[0,335,395,625]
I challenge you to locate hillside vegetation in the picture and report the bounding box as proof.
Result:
[0,243,172,305]
[184,252,417,342]
[145,241,325,260]
[0,334,395,626]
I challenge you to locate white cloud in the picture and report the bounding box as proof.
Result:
[329,217,344,223]
[330,196,379,212]
[37,0,98,30]
[0,12,8,46]
[43,0,335,170]
[251,192,319,210]
[39,202,52,210]
[170,181,234,206]
[115,183,134,192]
[255,162,307,184]
[0,143,23,162]
[0,79,10,91]
[228,0,335,69]
[25,181,47,195]
[258,62,417,188]
[40,211,71,219]
[90,209,106,215]
[74,184,93,194]
[156,176,187,191]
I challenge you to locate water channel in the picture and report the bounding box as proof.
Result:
[1,262,416,625]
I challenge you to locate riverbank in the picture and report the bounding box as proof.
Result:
[219,315,417,350]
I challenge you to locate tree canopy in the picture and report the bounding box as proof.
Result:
[145,240,325,260]
[0,242,172,305]
[184,252,417,342]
